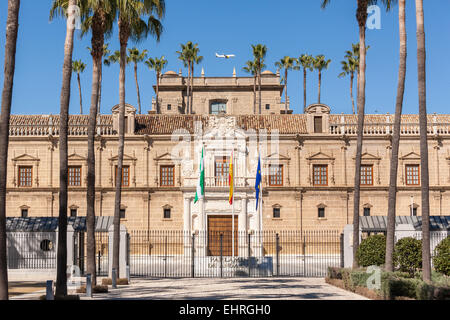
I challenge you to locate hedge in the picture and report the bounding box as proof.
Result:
[356,234,386,267]
[393,237,422,276]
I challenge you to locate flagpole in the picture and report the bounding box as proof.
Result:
[231,148,235,258]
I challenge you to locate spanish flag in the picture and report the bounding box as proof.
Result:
[229,151,234,205]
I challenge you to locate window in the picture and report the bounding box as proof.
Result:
[215,157,230,186]
[68,166,82,186]
[405,165,420,185]
[210,102,227,114]
[124,116,129,133]
[167,104,171,111]
[160,166,175,186]
[120,208,126,219]
[269,165,283,186]
[70,208,77,217]
[265,104,270,110]
[314,116,323,133]
[411,207,417,217]
[115,165,130,187]
[18,166,32,187]
[360,165,373,186]
[21,208,28,218]
[313,165,328,186]
[273,207,281,218]
[363,207,371,217]
[318,207,325,218]
[164,208,171,219]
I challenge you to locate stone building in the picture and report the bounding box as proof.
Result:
[5,70,450,237]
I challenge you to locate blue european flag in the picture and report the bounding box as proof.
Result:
[255,155,262,210]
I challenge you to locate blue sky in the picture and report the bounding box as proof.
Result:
[0,0,449,116]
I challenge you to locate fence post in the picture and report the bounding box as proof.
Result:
[46,280,54,300]
[112,268,117,289]
[97,250,101,275]
[86,274,92,298]
[220,233,223,278]
[191,233,195,278]
[340,233,344,268]
[303,235,306,276]
[247,232,251,277]
[276,233,280,277]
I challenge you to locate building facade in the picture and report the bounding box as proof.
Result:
[6,70,450,236]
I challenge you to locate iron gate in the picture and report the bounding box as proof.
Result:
[128,230,342,278]
[73,231,109,276]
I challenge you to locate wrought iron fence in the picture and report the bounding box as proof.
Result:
[74,231,109,276]
[128,230,342,278]
[6,232,57,269]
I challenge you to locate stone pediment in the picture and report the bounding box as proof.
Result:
[353,152,381,161]
[111,103,136,114]
[154,152,181,161]
[264,152,291,161]
[68,153,86,161]
[12,154,40,162]
[109,153,137,162]
[400,151,421,160]
[306,151,334,161]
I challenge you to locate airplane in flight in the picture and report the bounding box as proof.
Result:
[215,53,236,59]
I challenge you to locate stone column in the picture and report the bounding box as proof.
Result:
[239,197,247,256]
[183,197,191,255]
[108,224,128,278]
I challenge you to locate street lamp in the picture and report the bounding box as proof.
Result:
[410,195,414,217]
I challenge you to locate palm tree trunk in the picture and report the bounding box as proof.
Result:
[253,75,256,115]
[385,0,407,273]
[258,67,262,115]
[56,0,76,297]
[186,64,191,114]
[77,73,82,114]
[156,72,160,114]
[190,64,194,114]
[318,70,322,104]
[350,72,355,115]
[303,68,307,112]
[415,0,431,283]
[134,63,142,114]
[113,20,129,279]
[284,69,288,113]
[0,0,20,301]
[97,63,103,114]
[352,22,367,269]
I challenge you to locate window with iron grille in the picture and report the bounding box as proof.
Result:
[313,165,328,186]
[68,166,82,186]
[363,207,371,216]
[115,165,130,187]
[160,165,175,186]
[405,165,420,185]
[269,165,283,186]
[273,207,280,218]
[360,165,373,186]
[18,166,32,187]
[265,104,270,110]
[164,208,171,219]
[215,157,230,186]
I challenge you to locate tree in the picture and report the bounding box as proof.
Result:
[321,0,396,268]
[415,0,431,283]
[190,45,203,114]
[345,43,370,102]
[242,60,258,114]
[104,49,120,66]
[251,44,267,115]
[145,56,168,114]
[127,47,148,114]
[112,0,164,280]
[385,0,406,273]
[297,54,314,112]
[0,0,21,301]
[176,42,196,114]
[88,43,111,114]
[72,60,86,114]
[338,53,358,114]
[50,0,78,297]
[275,56,299,113]
[313,55,331,104]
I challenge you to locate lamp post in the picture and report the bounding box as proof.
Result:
[410,195,414,216]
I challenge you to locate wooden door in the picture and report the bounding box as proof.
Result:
[207,215,238,256]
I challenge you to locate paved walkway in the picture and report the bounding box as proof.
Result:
[10,278,368,300]
[82,278,368,300]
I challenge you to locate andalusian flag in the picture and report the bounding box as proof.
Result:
[194,147,205,203]
[229,150,234,205]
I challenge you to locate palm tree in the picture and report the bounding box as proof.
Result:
[338,54,358,114]
[243,60,258,114]
[127,47,148,114]
[345,43,370,102]
[113,0,165,280]
[145,56,168,114]
[105,49,120,66]
[275,56,299,113]
[176,42,195,114]
[313,55,331,104]
[414,0,431,283]
[298,54,314,112]
[50,0,77,297]
[190,45,203,114]
[0,0,20,301]
[88,43,111,114]
[385,0,406,273]
[72,60,86,114]
[321,0,396,268]
[251,44,267,115]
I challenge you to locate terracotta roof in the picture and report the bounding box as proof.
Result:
[10,114,113,126]
[134,114,308,135]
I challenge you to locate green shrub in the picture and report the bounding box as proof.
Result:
[327,267,349,280]
[433,236,450,276]
[394,237,422,276]
[356,234,386,267]
[380,273,422,300]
